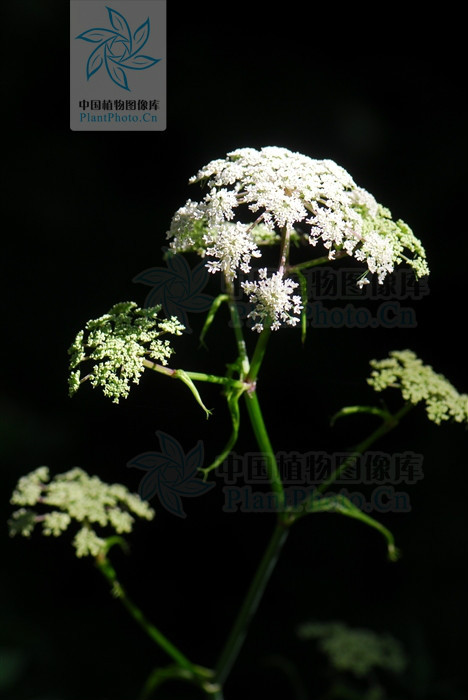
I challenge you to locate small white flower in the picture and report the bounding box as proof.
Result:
[204,188,238,223]
[242,268,303,332]
[204,222,261,278]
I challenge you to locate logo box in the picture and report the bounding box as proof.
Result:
[70,0,166,131]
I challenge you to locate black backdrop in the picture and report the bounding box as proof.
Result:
[1,5,467,699]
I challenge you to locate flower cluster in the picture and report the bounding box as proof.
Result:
[368,350,468,425]
[166,146,428,332]
[241,268,303,332]
[167,146,428,285]
[297,620,406,677]
[8,467,155,557]
[68,302,184,403]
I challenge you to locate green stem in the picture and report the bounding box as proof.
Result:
[143,360,246,390]
[286,255,338,273]
[243,389,286,513]
[226,275,250,378]
[295,269,308,345]
[211,273,289,689]
[200,294,231,348]
[246,326,271,384]
[330,405,394,426]
[214,521,289,687]
[200,391,241,478]
[318,402,413,495]
[95,553,195,673]
[140,663,220,699]
[278,225,292,274]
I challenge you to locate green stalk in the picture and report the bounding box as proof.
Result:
[225,274,250,378]
[317,402,413,495]
[143,360,246,390]
[200,392,241,478]
[214,521,289,687]
[95,552,196,673]
[210,269,289,689]
[286,255,331,273]
[246,326,271,384]
[286,251,347,274]
[243,389,286,513]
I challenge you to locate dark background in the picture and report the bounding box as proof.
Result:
[1,3,467,699]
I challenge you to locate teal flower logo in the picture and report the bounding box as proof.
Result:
[76,6,161,91]
[128,432,214,518]
[134,252,213,333]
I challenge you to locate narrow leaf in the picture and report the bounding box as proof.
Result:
[174,370,211,417]
[199,294,230,348]
[141,665,193,699]
[138,470,159,502]
[156,430,186,464]
[127,451,167,472]
[330,405,393,427]
[105,53,129,90]
[133,18,150,53]
[158,483,185,518]
[107,7,131,41]
[190,260,211,293]
[166,252,192,279]
[181,294,213,313]
[76,28,117,43]
[297,492,399,561]
[119,55,160,70]
[133,267,173,286]
[185,440,204,472]
[200,392,241,478]
[86,44,104,79]
[173,478,214,497]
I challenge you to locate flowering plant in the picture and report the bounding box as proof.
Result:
[9,147,467,699]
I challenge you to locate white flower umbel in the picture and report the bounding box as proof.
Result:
[242,268,303,332]
[297,620,406,677]
[166,147,429,289]
[68,302,184,403]
[8,467,155,557]
[368,350,468,425]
